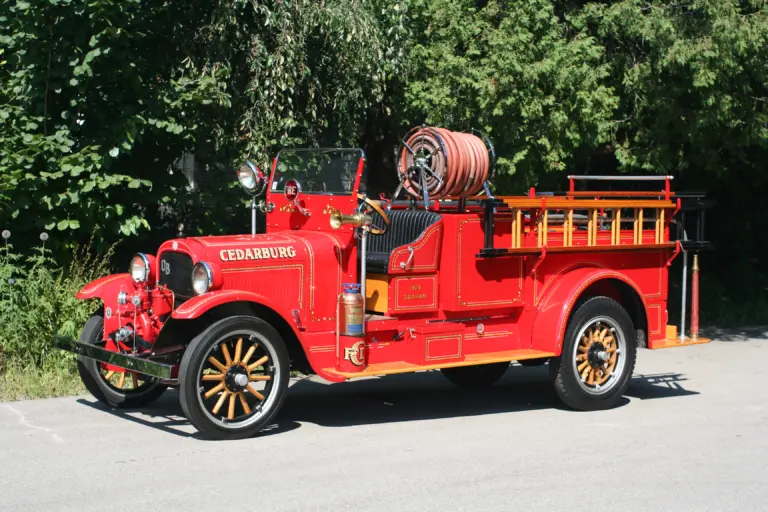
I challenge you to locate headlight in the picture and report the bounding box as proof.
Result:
[191,262,213,295]
[237,161,266,196]
[130,254,150,283]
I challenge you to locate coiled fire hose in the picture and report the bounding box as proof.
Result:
[398,127,490,200]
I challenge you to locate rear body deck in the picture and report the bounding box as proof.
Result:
[277,190,685,382]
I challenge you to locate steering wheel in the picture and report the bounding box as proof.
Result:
[357,193,390,235]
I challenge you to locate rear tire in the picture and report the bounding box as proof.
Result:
[179,315,290,440]
[76,313,168,408]
[549,296,636,411]
[441,362,509,388]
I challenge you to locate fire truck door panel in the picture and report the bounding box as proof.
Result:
[441,217,524,311]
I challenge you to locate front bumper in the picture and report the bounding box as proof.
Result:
[53,335,174,379]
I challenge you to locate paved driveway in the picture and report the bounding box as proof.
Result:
[2,330,767,512]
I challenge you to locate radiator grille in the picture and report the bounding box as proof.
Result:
[158,251,194,306]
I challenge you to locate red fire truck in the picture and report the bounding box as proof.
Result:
[55,127,712,440]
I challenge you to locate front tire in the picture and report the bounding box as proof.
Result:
[441,362,509,388]
[549,296,637,411]
[178,315,290,440]
[76,313,168,408]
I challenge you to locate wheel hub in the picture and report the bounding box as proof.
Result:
[225,365,249,393]
[587,341,607,368]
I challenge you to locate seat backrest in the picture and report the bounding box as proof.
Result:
[367,209,442,253]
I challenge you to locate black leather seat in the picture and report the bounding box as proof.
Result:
[362,209,442,273]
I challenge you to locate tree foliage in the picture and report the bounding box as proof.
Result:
[402,0,618,188]
[572,0,768,177]
[0,0,407,256]
[1,0,767,265]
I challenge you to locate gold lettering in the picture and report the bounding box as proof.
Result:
[410,284,422,291]
[220,246,297,261]
[403,293,427,301]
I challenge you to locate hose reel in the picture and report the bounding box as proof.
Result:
[395,126,496,204]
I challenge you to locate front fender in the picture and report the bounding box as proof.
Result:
[172,290,296,326]
[529,268,646,354]
[76,273,133,300]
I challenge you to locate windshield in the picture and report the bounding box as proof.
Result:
[270,148,364,196]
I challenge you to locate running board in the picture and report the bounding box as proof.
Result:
[649,325,712,349]
[53,335,175,379]
[324,349,555,379]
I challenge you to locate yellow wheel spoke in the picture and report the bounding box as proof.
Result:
[202,373,224,381]
[204,382,225,399]
[212,391,229,415]
[246,384,265,400]
[598,327,608,341]
[238,393,251,415]
[104,370,115,380]
[208,356,227,372]
[247,355,269,371]
[580,365,591,381]
[221,343,233,366]
[227,393,236,420]
[233,338,243,364]
[241,345,257,365]
[577,360,591,372]
[606,346,617,353]
[249,375,271,381]
[117,372,125,389]
[131,373,139,389]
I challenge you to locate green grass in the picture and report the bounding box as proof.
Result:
[0,364,85,402]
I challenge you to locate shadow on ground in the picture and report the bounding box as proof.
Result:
[701,325,768,342]
[76,363,698,440]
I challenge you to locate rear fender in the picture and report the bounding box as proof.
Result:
[529,268,647,354]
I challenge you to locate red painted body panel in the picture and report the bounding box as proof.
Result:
[73,150,684,382]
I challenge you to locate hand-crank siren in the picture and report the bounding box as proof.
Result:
[394,126,496,205]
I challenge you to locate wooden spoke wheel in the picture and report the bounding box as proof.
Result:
[76,312,167,408]
[179,315,289,440]
[99,367,157,394]
[572,318,624,394]
[199,335,276,422]
[550,296,637,411]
